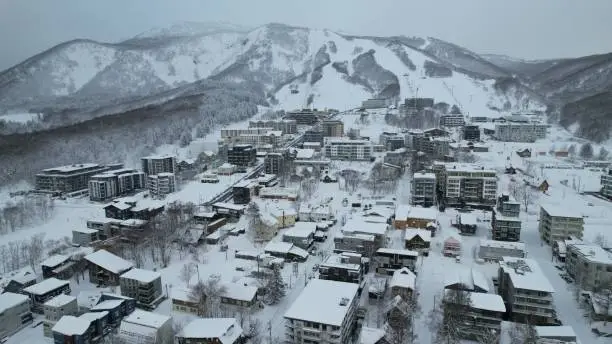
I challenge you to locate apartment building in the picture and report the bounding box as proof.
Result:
[264,152,286,175]
[492,194,522,242]
[284,279,359,344]
[322,120,344,137]
[141,155,177,176]
[304,129,324,145]
[440,114,465,128]
[88,168,146,201]
[118,310,173,344]
[23,278,71,313]
[323,137,373,161]
[362,98,392,109]
[85,249,134,286]
[478,239,526,261]
[441,164,498,206]
[36,163,121,194]
[412,136,451,159]
[495,123,547,142]
[147,172,176,199]
[411,172,436,207]
[319,253,364,285]
[333,232,376,257]
[0,292,32,338]
[227,144,257,167]
[565,243,612,291]
[284,109,322,125]
[249,119,297,134]
[227,131,282,147]
[374,248,419,274]
[600,169,612,199]
[444,291,506,340]
[379,132,405,151]
[463,125,481,141]
[119,269,164,309]
[42,294,78,337]
[404,97,434,111]
[539,204,584,244]
[498,258,557,325]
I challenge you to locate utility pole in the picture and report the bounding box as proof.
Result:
[268,321,272,343]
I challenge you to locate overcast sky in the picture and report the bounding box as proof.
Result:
[1,0,612,70]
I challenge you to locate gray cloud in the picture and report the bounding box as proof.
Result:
[2,0,612,70]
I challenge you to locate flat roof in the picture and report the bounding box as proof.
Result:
[479,239,526,251]
[52,316,91,335]
[320,254,361,271]
[120,268,161,283]
[123,309,171,329]
[180,318,242,342]
[394,204,411,221]
[223,283,257,302]
[284,223,316,237]
[213,202,246,211]
[413,172,436,180]
[499,257,554,293]
[90,299,124,311]
[540,203,583,219]
[84,249,134,274]
[42,163,100,173]
[0,292,30,313]
[535,325,576,339]
[284,279,359,326]
[23,277,69,295]
[265,241,294,254]
[343,218,387,236]
[464,291,505,312]
[376,248,419,257]
[44,294,76,307]
[359,327,386,344]
[459,213,478,225]
[568,244,612,264]
[408,207,438,220]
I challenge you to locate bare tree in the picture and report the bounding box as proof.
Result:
[579,143,594,159]
[189,274,228,317]
[508,320,538,344]
[180,263,195,287]
[385,295,419,344]
[428,289,471,344]
[244,317,263,344]
[28,233,45,271]
[510,181,534,212]
[598,147,610,161]
[246,202,272,243]
[594,233,608,248]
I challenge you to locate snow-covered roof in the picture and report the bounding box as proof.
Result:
[120,268,161,283]
[289,245,309,258]
[567,243,612,264]
[465,292,506,312]
[413,172,436,180]
[42,163,100,173]
[320,254,361,271]
[408,207,437,220]
[499,257,554,293]
[73,228,98,234]
[540,203,583,219]
[404,228,432,242]
[23,277,69,295]
[394,204,411,221]
[179,318,242,343]
[459,213,478,226]
[79,311,108,322]
[295,148,315,159]
[390,267,416,290]
[0,292,29,313]
[52,316,91,335]
[44,294,76,308]
[284,223,315,238]
[76,291,102,309]
[84,249,134,274]
[376,248,419,257]
[41,254,70,268]
[264,241,293,254]
[91,299,124,311]
[535,325,576,339]
[359,327,386,344]
[479,239,526,251]
[107,202,132,210]
[213,202,246,211]
[444,266,489,292]
[299,203,332,215]
[343,218,387,236]
[171,288,192,302]
[223,283,257,302]
[259,187,299,198]
[284,279,359,326]
[444,232,462,243]
[122,309,171,329]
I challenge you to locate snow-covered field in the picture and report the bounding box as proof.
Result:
[0,112,42,123]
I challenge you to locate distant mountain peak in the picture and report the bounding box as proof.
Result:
[131,21,251,40]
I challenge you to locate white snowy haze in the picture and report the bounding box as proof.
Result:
[2,0,612,70]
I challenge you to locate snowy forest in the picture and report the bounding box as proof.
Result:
[0,81,266,187]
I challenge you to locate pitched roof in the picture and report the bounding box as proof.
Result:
[23,277,69,295]
[0,292,29,313]
[179,318,243,343]
[84,249,133,274]
[390,267,416,290]
[120,268,160,283]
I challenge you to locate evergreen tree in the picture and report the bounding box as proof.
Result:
[579,143,594,159]
[264,265,286,305]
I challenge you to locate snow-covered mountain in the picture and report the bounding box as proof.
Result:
[0,22,546,115]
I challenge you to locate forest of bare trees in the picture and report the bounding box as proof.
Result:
[0,195,55,235]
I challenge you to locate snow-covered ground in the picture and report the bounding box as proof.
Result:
[0,112,42,123]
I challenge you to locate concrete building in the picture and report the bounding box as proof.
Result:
[498,258,557,325]
[43,294,78,337]
[118,310,173,344]
[539,204,584,244]
[84,249,134,286]
[284,279,359,344]
[411,172,436,207]
[249,119,297,134]
[374,248,419,274]
[404,97,434,111]
[389,267,416,301]
[147,172,176,199]
[334,233,376,257]
[304,129,324,145]
[36,163,120,194]
[440,163,498,206]
[362,98,392,109]
[0,292,32,338]
[494,123,547,142]
[478,240,526,261]
[440,114,465,128]
[444,291,505,340]
[52,315,93,344]
[323,137,373,161]
[227,144,257,168]
[119,269,163,310]
[284,109,322,125]
[600,169,612,199]
[463,125,480,141]
[264,152,286,175]
[319,253,364,285]
[23,278,71,313]
[379,132,405,151]
[282,223,316,249]
[322,120,345,137]
[88,168,146,202]
[565,243,612,291]
[141,155,177,176]
[492,194,522,242]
